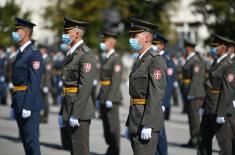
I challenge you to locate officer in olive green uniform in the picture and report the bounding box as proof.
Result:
[197,34,234,155]
[58,17,96,155]
[227,39,235,154]
[125,18,167,155]
[97,30,123,155]
[39,45,52,123]
[181,40,206,148]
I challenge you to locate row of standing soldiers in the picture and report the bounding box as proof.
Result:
[8,16,235,155]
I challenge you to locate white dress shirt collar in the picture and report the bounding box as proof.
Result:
[217,53,228,63]
[67,40,84,56]
[20,41,31,52]
[138,47,151,59]
[230,53,235,59]
[186,52,196,61]
[106,49,115,58]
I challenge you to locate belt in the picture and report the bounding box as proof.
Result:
[209,88,220,94]
[13,85,28,92]
[130,98,148,105]
[183,79,191,84]
[63,87,79,94]
[100,80,111,86]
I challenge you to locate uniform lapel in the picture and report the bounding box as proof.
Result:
[130,49,150,75]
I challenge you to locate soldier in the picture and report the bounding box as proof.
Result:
[39,45,53,123]
[197,34,234,155]
[125,18,167,155]
[9,17,43,155]
[152,33,175,155]
[6,45,17,96]
[51,48,65,106]
[0,46,7,105]
[226,38,235,154]
[58,17,96,155]
[97,30,123,155]
[181,39,206,148]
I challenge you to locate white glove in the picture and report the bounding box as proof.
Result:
[58,80,63,87]
[125,127,130,140]
[105,100,113,108]
[141,127,152,140]
[22,109,31,118]
[233,100,235,108]
[10,108,15,119]
[43,86,49,93]
[58,115,64,128]
[93,79,98,86]
[69,116,80,127]
[199,108,205,116]
[187,95,194,100]
[162,106,165,112]
[8,82,14,89]
[0,76,5,82]
[173,81,179,87]
[216,116,225,124]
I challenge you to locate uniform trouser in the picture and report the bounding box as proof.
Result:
[172,86,179,106]
[197,114,232,155]
[130,132,159,155]
[155,127,168,155]
[41,92,49,121]
[100,103,120,155]
[16,111,41,155]
[68,120,91,155]
[164,107,171,120]
[228,114,235,154]
[187,98,203,145]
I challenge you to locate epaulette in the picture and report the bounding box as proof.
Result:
[150,49,160,57]
[164,54,171,60]
[227,57,233,64]
[82,45,90,53]
[31,45,38,52]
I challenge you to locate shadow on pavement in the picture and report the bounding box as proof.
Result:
[168,141,220,153]
[0,134,105,155]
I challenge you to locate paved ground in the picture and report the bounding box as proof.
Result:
[0,83,219,155]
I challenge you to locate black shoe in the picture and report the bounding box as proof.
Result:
[180,141,197,148]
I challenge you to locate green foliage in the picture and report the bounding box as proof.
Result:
[0,0,31,46]
[191,0,235,40]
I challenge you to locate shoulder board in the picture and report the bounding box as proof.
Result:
[227,57,233,64]
[150,50,160,57]
[81,44,90,53]
[164,54,171,60]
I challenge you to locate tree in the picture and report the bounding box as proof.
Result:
[0,0,31,46]
[191,0,235,40]
[43,0,177,51]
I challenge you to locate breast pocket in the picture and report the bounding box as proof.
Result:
[13,64,28,83]
[65,66,79,81]
[130,72,148,97]
[101,63,113,78]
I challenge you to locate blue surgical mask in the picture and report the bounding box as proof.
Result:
[129,38,142,51]
[62,34,72,45]
[99,42,107,51]
[210,47,217,57]
[11,32,22,42]
[60,43,68,51]
[151,45,159,51]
